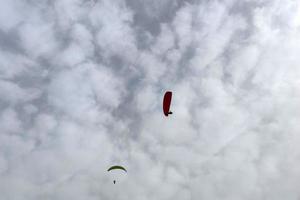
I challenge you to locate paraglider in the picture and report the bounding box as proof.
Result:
[163,91,173,116]
[107,165,127,172]
[107,165,127,184]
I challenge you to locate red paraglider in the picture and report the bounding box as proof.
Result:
[163,91,173,116]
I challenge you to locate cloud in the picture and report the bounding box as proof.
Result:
[1,0,300,199]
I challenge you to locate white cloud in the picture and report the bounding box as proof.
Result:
[0,108,22,134]
[0,51,35,79]
[0,80,41,104]
[0,0,26,31]
[1,0,300,199]
[90,0,138,62]
[48,63,124,124]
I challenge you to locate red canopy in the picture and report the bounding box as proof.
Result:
[163,91,172,116]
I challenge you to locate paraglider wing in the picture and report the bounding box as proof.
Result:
[107,165,127,172]
[163,91,173,116]
[107,165,127,184]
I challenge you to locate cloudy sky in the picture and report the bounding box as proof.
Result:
[1,0,300,199]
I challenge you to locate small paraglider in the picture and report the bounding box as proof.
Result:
[163,91,173,116]
[107,165,127,184]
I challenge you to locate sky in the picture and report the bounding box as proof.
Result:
[0,0,300,199]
